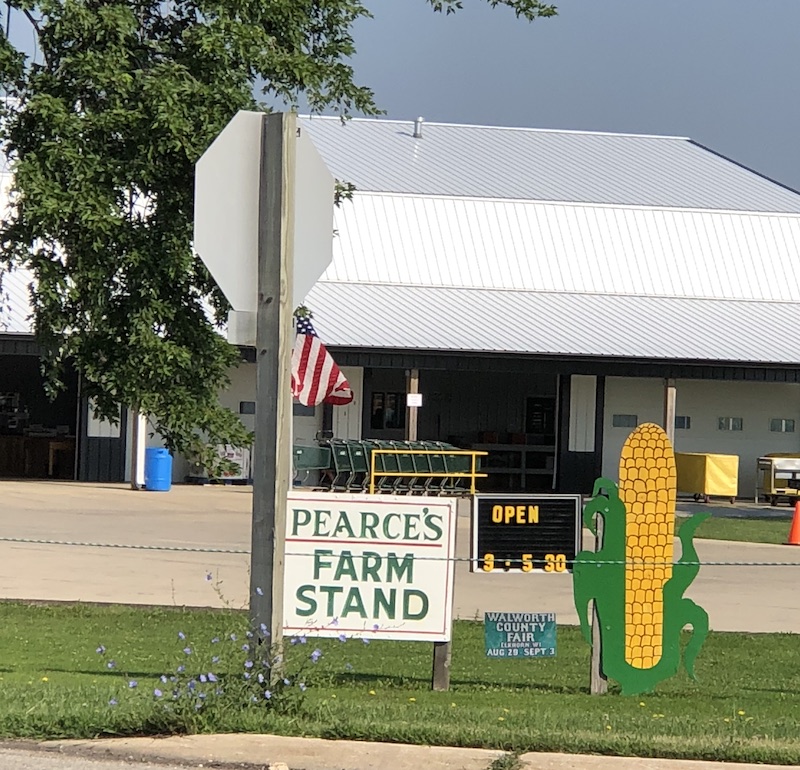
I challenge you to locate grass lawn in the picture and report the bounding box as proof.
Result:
[1,603,800,764]
[679,514,793,545]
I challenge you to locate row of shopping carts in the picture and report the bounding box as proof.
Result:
[293,439,482,496]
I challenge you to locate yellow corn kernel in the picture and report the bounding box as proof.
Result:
[619,423,676,669]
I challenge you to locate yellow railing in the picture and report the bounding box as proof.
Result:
[368,449,487,495]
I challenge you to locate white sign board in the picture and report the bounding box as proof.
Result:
[406,392,423,408]
[283,491,457,641]
[194,111,261,315]
[194,111,335,322]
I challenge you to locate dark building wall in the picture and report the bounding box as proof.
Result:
[416,370,556,444]
[77,399,128,483]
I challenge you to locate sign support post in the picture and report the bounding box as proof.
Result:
[590,514,608,694]
[250,112,296,677]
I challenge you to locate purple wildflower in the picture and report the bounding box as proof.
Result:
[108,698,118,706]
[160,675,168,684]
[107,660,116,669]
[154,689,163,698]
[183,647,192,655]
[299,682,307,692]
[330,617,339,627]
[205,572,212,581]
[211,637,219,644]
[311,649,322,663]
[211,656,220,664]
[230,634,237,642]
[242,644,250,652]
[338,633,347,642]
[264,690,272,699]
[128,680,138,688]
[362,638,370,645]
[177,665,186,673]
[95,645,106,655]
[208,672,218,683]
[244,660,254,669]
[178,631,185,640]
[259,623,269,636]
[256,586,264,596]
[199,674,208,683]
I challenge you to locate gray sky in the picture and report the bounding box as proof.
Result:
[349,0,800,191]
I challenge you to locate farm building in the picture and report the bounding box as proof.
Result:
[4,116,800,497]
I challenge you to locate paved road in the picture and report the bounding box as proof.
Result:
[0,747,201,769]
[0,481,798,632]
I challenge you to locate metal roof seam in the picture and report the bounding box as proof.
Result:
[343,189,800,219]
[300,114,690,141]
[313,279,800,308]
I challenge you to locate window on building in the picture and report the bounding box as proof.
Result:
[239,401,255,415]
[612,414,638,428]
[370,392,405,430]
[770,418,796,433]
[718,417,743,431]
[675,416,691,430]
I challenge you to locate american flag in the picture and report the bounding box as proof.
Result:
[291,316,353,406]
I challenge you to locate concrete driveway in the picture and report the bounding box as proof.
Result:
[0,481,798,633]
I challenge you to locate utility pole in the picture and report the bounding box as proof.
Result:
[250,112,296,675]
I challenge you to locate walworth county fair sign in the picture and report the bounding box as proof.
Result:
[484,612,557,658]
[283,492,457,641]
[471,494,582,573]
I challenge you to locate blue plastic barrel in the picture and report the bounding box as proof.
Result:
[144,447,173,492]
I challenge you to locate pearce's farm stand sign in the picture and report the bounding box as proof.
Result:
[283,492,457,641]
[471,494,581,573]
[484,612,557,658]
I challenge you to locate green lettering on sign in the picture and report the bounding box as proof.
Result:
[387,552,414,583]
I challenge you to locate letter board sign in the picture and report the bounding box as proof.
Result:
[284,491,457,641]
[470,494,581,574]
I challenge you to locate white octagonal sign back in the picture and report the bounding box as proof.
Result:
[194,111,334,315]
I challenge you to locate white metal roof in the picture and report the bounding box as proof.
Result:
[324,194,800,303]
[300,116,800,214]
[0,169,33,335]
[0,266,33,334]
[307,190,800,364]
[307,281,800,364]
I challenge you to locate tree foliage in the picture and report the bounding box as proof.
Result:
[0,0,555,472]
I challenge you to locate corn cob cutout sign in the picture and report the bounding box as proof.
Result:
[573,423,709,695]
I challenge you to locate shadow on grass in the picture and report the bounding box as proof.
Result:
[42,667,205,680]
[326,671,589,695]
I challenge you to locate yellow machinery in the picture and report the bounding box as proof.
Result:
[675,452,739,504]
[755,454,800,506]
